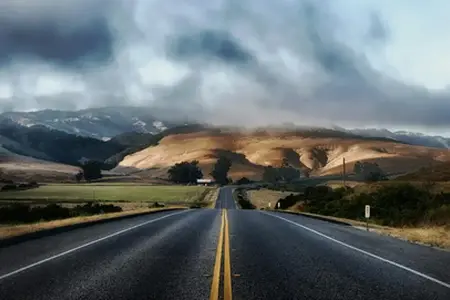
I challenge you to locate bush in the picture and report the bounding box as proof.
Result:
[234,189,255,209]
[150,202,165,208]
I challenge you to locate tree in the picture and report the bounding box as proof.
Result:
[263,162,300,184]
[211,156,232,185]
[278,165,301,183]
[168,160,203,184]
[81,161,103,182]
[353,161,386,182]
[236,177,252,185]
[75,171,83,183]
[263,166,279,183]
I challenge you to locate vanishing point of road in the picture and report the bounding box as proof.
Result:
[0,187,449,299]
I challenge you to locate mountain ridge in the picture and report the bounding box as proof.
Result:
[1,106,449,150]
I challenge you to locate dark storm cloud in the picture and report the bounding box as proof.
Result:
[0,16,114,68]
[1,0,450,133]
[168,30,254,65]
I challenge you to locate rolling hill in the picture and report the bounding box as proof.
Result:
[115,128,450,180]
[0,147,81,182]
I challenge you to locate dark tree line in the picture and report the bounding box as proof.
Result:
[75,161,103,182]
[166,155,233,185]
[168,160,203,184]
[262,158,301,183]
[353,161,387,182]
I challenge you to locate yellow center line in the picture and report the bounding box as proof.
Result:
[223,209,233,300]
[210,209,225,300]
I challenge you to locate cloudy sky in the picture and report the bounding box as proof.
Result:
[0,0,449,134]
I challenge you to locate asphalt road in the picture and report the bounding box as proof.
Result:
[0,187,449,299]
[214,186,237,209]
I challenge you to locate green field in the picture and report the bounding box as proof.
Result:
[0,184,212,203]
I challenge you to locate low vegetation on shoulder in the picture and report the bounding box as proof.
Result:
[234,188,256,209]
[276,184,450,227]
[0,202,122,224]
[250,183,450,248]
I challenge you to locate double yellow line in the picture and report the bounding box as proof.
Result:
[210,209,232,300]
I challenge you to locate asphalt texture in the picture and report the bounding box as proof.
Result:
[0,186,449,299]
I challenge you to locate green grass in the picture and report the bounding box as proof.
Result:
[0,184,211,203]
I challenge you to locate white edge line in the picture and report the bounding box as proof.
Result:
[0,209,190,281]
[261,211,450,289]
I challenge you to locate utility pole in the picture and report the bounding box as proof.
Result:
[342,157,346,188]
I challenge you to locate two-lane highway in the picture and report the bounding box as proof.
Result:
[0,187,449,299]
[0,209,221,300]
[214,187,237,209]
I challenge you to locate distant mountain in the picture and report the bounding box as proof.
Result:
[0,106,175,140]
[0,120,125,166]
[347,128,450,149]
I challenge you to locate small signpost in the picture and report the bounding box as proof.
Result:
[268,202,271,208]
[365,205,370,231]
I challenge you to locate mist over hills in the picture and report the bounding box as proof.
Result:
[0,106,449,182]
[0,106,449,149]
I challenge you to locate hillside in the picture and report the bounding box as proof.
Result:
[0,120,125,166]
[395,162,450,181]
[0,149,81,182]
[0,106,174,140]
[116,129,450,180]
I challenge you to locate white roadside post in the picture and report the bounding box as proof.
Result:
[268,202,271,209]
[365,205,370,231]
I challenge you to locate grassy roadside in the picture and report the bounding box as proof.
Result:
[248,188,450,250]
[275,209,450,250]
[202,187,220,208]
[0,206,184,240]
[0,185,219,240]
[0,184,211,203]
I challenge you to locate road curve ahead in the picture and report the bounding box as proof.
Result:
[0,187,449,300]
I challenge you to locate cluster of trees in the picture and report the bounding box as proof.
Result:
[275,183,450,227]
[353,161,387,182]
[167,155,233,185]
[75,161,103,183]
[168,160,204,184]
[262,158,301,183]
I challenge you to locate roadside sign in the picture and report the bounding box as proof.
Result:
[365,205,370,218]
[268,202,271,208]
